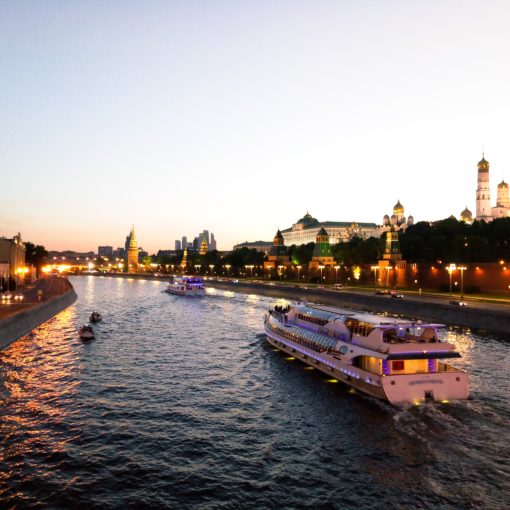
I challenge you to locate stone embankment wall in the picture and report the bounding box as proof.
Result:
[0,288,78,350]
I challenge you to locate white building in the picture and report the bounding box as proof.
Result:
[472,155,510,222]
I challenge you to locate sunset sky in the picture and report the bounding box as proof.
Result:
[1,1,510,252]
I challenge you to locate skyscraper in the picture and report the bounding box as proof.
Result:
[210,233,216,251]
[182,236,187,250]
[175,240,181,250]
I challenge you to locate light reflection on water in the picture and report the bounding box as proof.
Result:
[0,276,508,509]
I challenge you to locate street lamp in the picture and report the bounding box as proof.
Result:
[245,265,254,278]
[278,265,284,283]
[194,264,201,275]
[296,265,302,281]
[318,265,325,284]
[225,264,231,277]
[209,264,214,275]
[458,265,467,300]
[334,265,340,283]
[371,265,379,290]
[384,266,393,288]
[446,263,457,296]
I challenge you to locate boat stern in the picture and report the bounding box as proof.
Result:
[381,371,469,405]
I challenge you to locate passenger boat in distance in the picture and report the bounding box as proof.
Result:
[79,325,95,341]
[165,276,206,297]
[264,303,469,405]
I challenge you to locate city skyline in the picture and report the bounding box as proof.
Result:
[2,1,510,252]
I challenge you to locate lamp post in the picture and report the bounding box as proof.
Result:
[194,264,201,275]
[297,265,302,282]
[458,265,467,300]
[209,264,214,275]
[245,264,254,278]
[371,265,379,290]
[385,266,393,288]
[446,263,457,296]
[318,265,325,284]
[278,265,284,283]
[225,264,231,277]
[334,265,340,283]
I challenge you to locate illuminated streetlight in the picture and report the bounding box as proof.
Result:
[371,265,379,289]
[225,264,231,277]
[334,265,340,283]
[458,265,467,300]
[278,265,284,283]
[318,265,325,283]
[446,263,457,296]
[209,264,214,275]
[245,264,254,278]
[385,266,393,288]
[194,264,201,275]
[296,265,302,281]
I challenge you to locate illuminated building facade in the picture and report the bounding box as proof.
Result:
[381,200,414,233]
[126,225,138,271]
[264,230,291,270]
[309,228,335,269]
[281,212,378,246]
[472,155,510,221]
[0,232,26,279]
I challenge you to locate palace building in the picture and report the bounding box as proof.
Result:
[281,212,378,246]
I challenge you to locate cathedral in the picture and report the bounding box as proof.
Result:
[462,155,510,223]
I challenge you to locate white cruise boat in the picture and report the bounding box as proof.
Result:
[165,276,205,297]
[264,303,469,405]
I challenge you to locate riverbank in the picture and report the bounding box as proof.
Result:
[81,273,509,337]
[0,276,78,350]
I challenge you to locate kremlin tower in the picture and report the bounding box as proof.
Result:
[475,155,492,221]
[127,225,138,272]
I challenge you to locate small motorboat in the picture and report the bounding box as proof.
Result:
[79,325,95,340]
[89,311,102,323]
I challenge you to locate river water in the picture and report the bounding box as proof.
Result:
[1,276,508,509]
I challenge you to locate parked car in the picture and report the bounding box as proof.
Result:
[375,289,389,295]
[333,284,343,290]
[390,290,404,298]
[450,300,468,306]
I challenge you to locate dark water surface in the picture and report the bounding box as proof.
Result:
[1,276,509,509]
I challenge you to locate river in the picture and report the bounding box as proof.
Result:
[1,276,508,509]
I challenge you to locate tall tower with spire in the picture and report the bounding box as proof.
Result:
[476,155,492,221]
[127,225,138,271]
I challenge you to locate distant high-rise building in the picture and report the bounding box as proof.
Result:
[175,240,181,250]
[201,230,210,245]
[210,233,217,251]
[193,237,199,250]
[181,236,187,250]
[98,246,113,257]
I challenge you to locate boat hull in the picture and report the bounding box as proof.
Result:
[165,288,205,297]
[265,324,469,405]
[265,329,387,401]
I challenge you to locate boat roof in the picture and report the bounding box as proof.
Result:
[299,303,445,329]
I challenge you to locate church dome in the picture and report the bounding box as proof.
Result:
[478,155,489,171]
[407,215,414,225]
[460,206,473,222]
[498,180,509,188]
[383,214,390,226]
[390,214,397,224]
[393,200,404,214]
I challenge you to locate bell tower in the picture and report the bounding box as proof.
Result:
[476,155,492,221]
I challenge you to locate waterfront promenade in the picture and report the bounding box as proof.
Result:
[0,275,77,349]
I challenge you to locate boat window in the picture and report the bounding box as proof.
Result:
[392,360,404,371]
[339,346,348,355]
[383,329,397,343]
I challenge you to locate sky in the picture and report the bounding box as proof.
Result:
[1,1,510,252]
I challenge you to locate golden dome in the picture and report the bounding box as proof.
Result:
[498,180,509,188]
[478,155,489,171]
[393,200,404,214]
